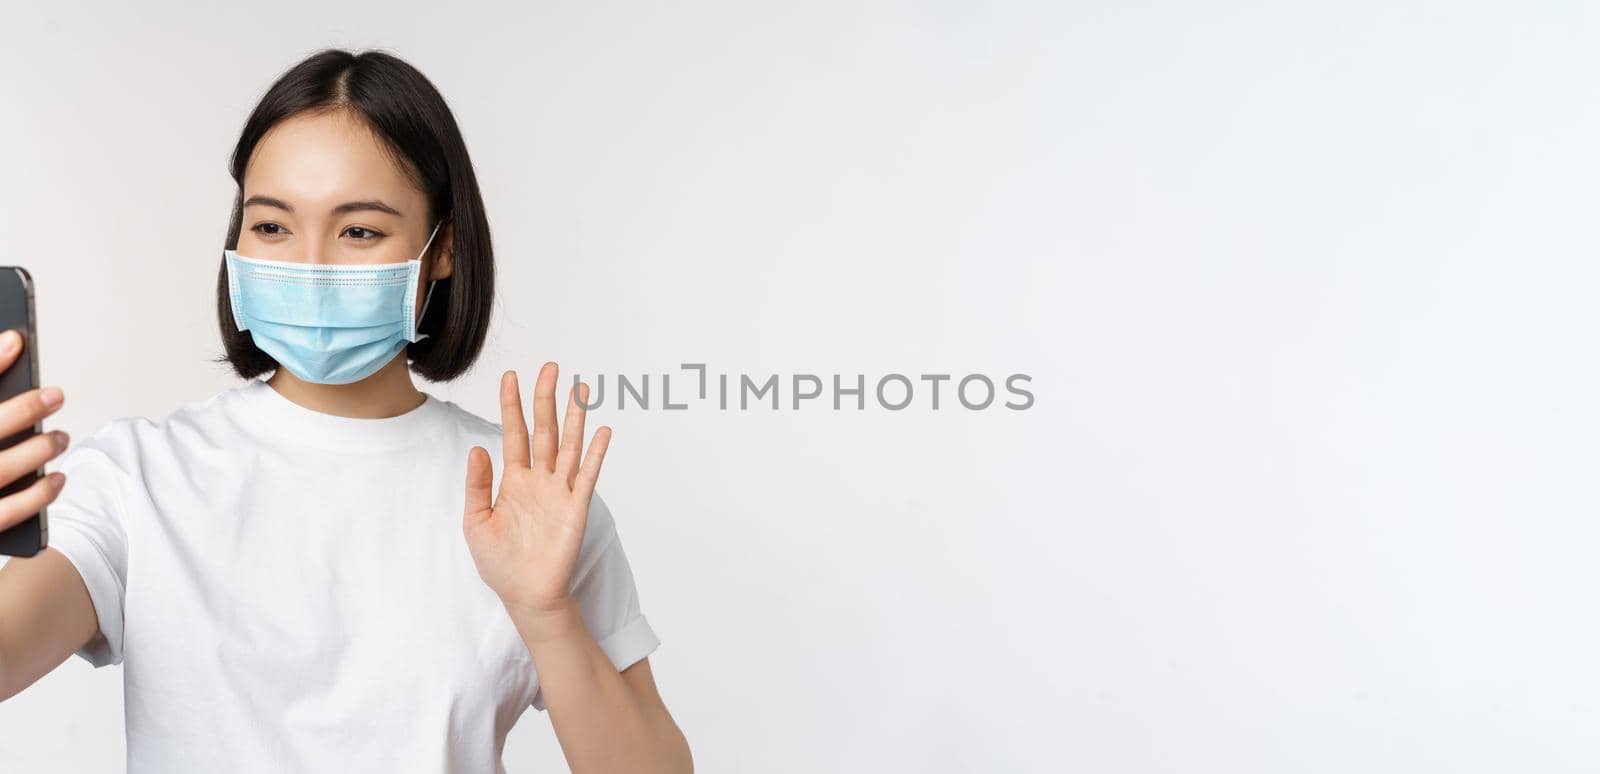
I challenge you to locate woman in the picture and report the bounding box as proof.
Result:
[0,48,692,773]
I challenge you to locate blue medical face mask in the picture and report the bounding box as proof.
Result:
[223,221,443,385]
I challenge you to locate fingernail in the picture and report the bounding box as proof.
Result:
[54,430,69,450]
[40,386,63,409]
[49,472,65,490]
[0,329,18,355]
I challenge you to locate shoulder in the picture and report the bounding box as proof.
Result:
[58,384,247,477]
[437,398,506,446]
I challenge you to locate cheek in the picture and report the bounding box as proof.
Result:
[234,234,268,260]
[234,227,281,259]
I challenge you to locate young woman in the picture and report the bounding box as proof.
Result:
[0,49,692,772]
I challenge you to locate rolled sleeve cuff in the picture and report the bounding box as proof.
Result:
[46,529,125,668]
[531,614,661,711]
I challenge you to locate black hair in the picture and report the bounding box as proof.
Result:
[213,47,494,382]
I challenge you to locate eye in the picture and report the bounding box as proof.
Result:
[343,226,384,241]
[250,222,288,236]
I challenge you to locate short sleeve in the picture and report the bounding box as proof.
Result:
[44,442,131,668]
[530,491,660,711]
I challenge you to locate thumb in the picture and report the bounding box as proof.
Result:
[464,446,494,528]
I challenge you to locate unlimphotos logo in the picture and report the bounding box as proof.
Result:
[569,364,1034,411]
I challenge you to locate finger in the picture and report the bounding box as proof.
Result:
[0,430,68,489]
[463,446,495,529]
[530,362,559,473]
[573,425,612,502]
[499,370,530,469]
[0,471,65,532]
[0,385,65,440]
[0,329,23,373]
[556,382,588,488]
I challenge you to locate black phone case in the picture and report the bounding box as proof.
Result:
[0,266,46,557]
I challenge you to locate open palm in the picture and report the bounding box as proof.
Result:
[463,362,611,618]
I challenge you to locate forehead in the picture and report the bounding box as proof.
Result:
[243,110,423,212]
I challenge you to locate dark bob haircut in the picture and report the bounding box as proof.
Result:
[213,48,494,383]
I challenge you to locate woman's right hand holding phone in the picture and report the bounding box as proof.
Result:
[0,329,67,532]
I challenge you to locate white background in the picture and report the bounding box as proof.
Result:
[2,1,1596,772]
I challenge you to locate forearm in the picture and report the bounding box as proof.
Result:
[509,599,690,773]
[0,548,103,702]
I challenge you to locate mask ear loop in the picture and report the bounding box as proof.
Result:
[414,279,439,342]
[411,221,445,343]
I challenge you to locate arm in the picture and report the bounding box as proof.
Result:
[463,364,692,773]
[512,604,692,773]
[0,547,102,702]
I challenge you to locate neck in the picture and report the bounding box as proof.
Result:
[265,354,426,419]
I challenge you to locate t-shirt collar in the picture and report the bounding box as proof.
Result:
[235,377,451,453]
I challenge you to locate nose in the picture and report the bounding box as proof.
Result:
[295,238,336,266]
[298,239,327,265]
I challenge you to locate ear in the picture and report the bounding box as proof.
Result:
[430,221,455,281]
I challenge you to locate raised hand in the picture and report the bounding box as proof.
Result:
[462,362,611,620]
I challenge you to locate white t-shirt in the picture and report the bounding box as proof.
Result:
[43,377,660,773]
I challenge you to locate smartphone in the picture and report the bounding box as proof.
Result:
[0,266,47,557]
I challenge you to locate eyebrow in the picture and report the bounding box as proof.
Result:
[243,195,403,217]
